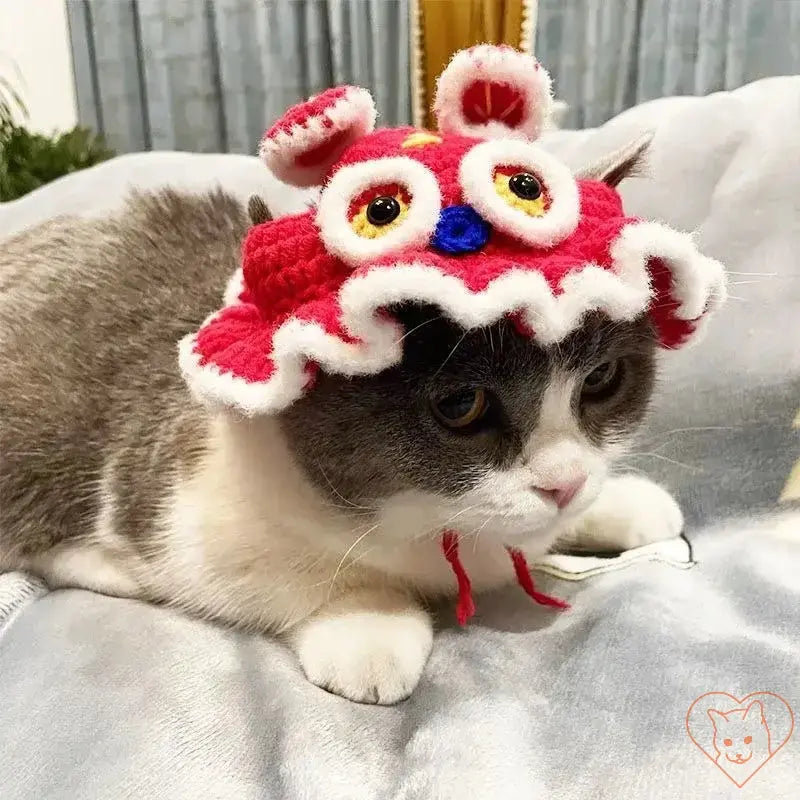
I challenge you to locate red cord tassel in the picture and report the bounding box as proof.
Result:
[441,530,476,626]
[507,547,570,610]
[441,532,570,624]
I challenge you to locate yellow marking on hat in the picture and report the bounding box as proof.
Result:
[402,131,443,149]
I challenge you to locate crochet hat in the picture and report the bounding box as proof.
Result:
[180,44,726,416]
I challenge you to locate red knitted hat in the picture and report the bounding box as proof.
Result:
[180,45,726,416]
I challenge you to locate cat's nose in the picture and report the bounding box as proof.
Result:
[534,475,587,510]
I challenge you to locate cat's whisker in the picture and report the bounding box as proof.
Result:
[612,465,649,479]
[643,438,681,455]
[324,504,487,584]
[725,270,781,276]
[318,501,375,516]
[325,521,382,599]
[316,462,376,511]
[415,504,480,542]
[433,329,470,377]
[395,314,443,343]
[637,425,736,442]
[469,516,493,554]
[624,451,704,472]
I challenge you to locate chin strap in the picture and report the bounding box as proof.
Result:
[441,530,476,625]
[441,530,570,625]
[507,547,571,610]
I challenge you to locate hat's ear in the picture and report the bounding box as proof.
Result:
[576,132,654,187]
[259,86,377,187]
[433,45,553,141]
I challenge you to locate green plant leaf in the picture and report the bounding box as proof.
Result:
[0,123,115,202]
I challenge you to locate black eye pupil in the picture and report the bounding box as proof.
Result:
[438,391,477,420]
[509,172,542,200]
[366,195,401,226]
[431,388,489,431]
[582,359,623,401]
[585,362,611,387]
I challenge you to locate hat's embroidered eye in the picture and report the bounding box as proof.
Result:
[509,172,541,200]
[367,196,401,226]
[494,167,548,218]
[349,184,410,239]
[317,156,440,266]
[460,140,579,247]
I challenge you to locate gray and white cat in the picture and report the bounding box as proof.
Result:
[0,151,683,704]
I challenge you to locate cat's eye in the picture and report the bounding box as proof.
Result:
[724,738,733,746]
[581,358,622,400]
[431,388,489,430]
[744,736,753,744]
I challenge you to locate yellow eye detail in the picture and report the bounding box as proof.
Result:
[494,170,548,217]
[350,193,410,239]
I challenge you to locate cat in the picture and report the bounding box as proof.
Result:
[0,151,685,705]
[708,701,773,785]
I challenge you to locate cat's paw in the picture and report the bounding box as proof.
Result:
[291,603,433,704]
[568,475,684,552]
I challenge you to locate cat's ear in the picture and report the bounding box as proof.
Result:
[576,132,653,188]
[743,700,765,724]
[707,708,726,729]
[247,195,272,226]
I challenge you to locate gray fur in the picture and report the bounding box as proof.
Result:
[0,190,246,560]
[281,306,656,503]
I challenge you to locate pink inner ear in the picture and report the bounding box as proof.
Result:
[461,80,525,127]
[294,128,350,168]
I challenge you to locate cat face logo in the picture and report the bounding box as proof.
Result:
[709,701,770,768]
[686,692,794,787]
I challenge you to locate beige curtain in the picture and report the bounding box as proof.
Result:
[410,0,536,128]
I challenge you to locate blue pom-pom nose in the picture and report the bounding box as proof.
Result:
[431,205,491,255]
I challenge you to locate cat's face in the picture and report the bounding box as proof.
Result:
[280,304,656,547]
[708,703,770,764]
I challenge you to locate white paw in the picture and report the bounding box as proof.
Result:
[291,605,433,705]
[572,475,684,552]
